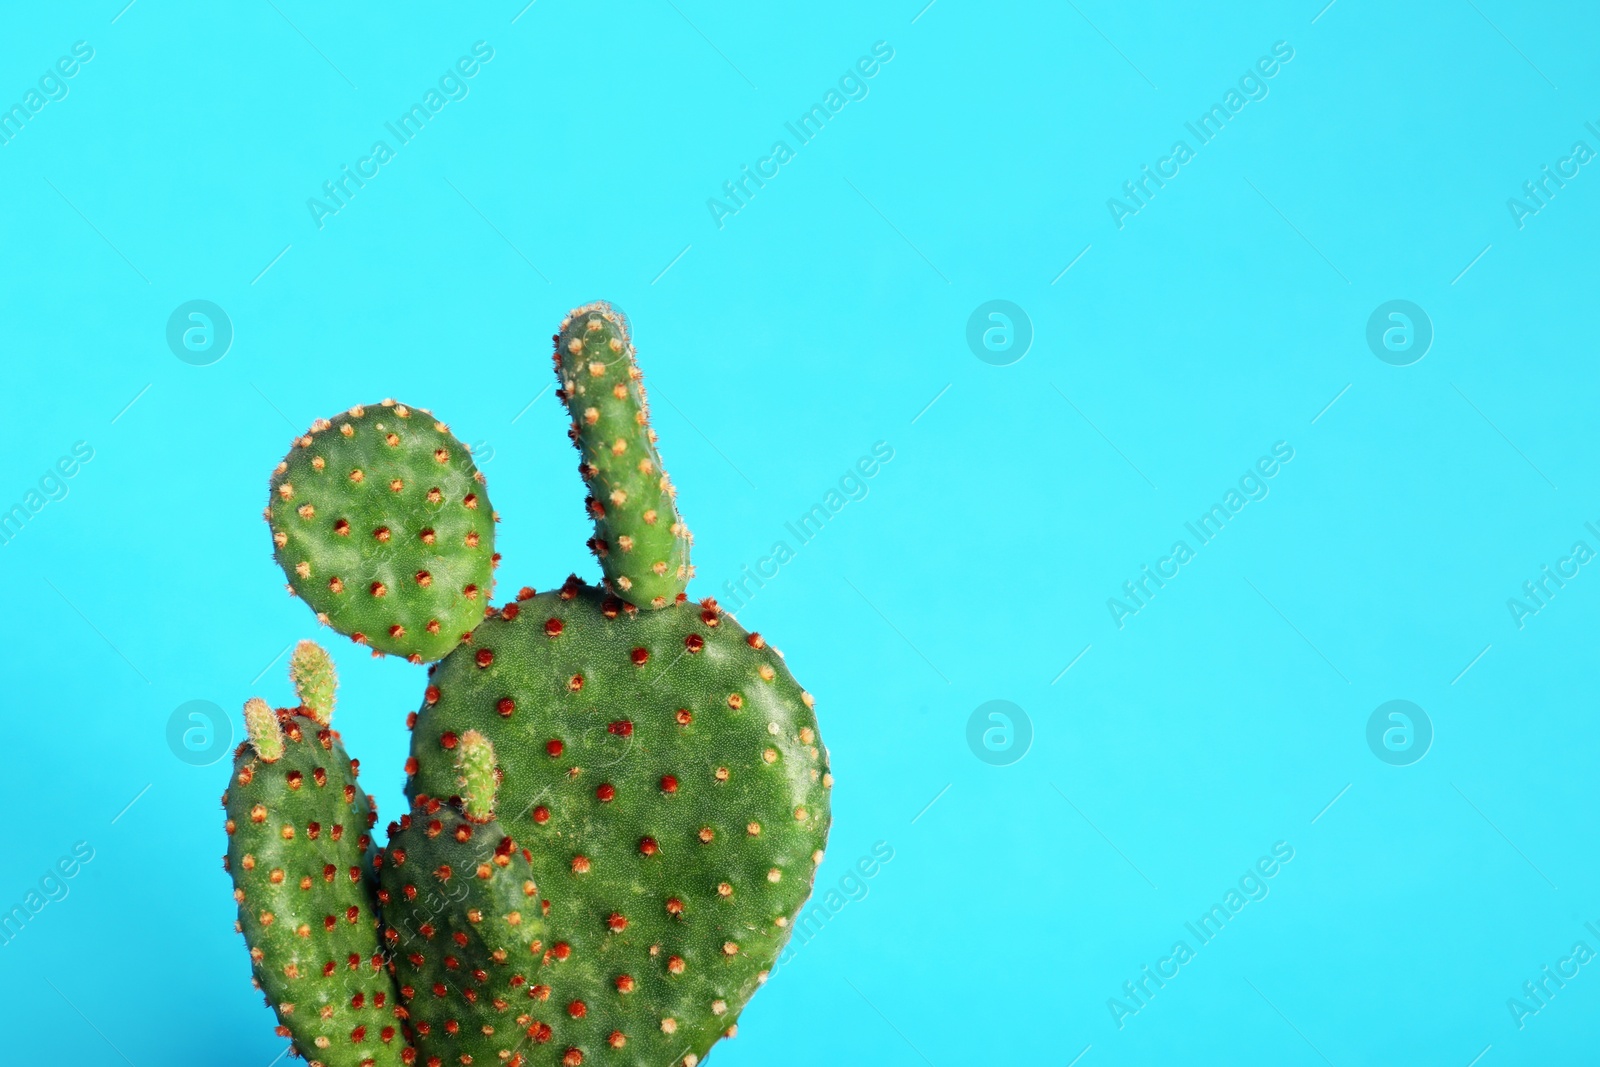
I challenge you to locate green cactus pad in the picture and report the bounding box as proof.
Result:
[554,303,691,611]
[406,578,831,1066]
[266,400,498,662]
[379,787,551,1065]
[224,700,403,1067]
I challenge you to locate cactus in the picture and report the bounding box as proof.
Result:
[378,732,553,1066]
[229,303,831,1067]
[554,302,691,610]
[403,577,828,1065]
[266,399,498,662]
[223,643,404,1067]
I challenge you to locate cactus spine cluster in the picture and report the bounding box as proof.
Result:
[228,303,831,1067]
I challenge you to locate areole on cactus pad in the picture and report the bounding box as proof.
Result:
[230,302,831,1067]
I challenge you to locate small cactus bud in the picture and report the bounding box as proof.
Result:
[243,698,284,763]
[289,640,336,725]
[456,731,498,823]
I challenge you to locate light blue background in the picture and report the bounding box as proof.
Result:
[1,1,1597,1064]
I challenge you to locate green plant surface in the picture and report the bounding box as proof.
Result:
[266,400,498,662]
[554,303,691,611]
[234,303,833,1067]
[404,577,831,1066]
[224,647,403,1067]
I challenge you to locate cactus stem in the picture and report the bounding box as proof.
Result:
[554,302,691,610]
[243,698,284,762]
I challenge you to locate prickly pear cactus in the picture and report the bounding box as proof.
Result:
[404,575,829,1065]
[266,400,498,662]
[223,642,405,1067]
[379,732,553,1065]
[554,302,691,610]
[230,302,831,1067]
